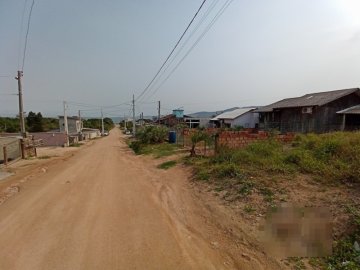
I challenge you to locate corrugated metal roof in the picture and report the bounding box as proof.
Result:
[256,88,360,112]
[211,108,256,121]
[337,105,360,114]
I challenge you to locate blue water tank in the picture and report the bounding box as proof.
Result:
[169,131,176,144]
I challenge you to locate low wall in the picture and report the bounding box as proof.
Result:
[217,130,294,148]
[0,137,21,164]
[183,128,295,150]
[31,132,67,147]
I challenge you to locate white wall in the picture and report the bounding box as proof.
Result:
[224,112,259,128]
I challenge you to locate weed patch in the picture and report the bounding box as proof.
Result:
[157,160,177,170]
[129,141,180,158]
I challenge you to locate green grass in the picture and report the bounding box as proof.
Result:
[185,131,360,269]
[203,132,360,183]
[130,142,181,158]
[38,155,53,159]
[157,160,177,170]
[70,143,82,147]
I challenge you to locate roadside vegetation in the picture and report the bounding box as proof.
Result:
[185,131,360,269]
[127,126,360,268]
[83,117,114,131]
[189,131,360,184]
[0,112,59,133]
[128,126,181,158]
[157,160,177,170]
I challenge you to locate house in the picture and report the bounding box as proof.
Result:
[59,116,82,134]
[183,116,211,128]
[210,108,259,128]
[158,109,186,127]
[256,88,360,133]
[336,105,360,131]
[158,114,182,127]
[82,128,101,140]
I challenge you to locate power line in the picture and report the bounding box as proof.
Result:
[138,0,220,102]
[21,0,35,71]
[135,0,208,102]
[145,0,234,101]
[18,0,29,69]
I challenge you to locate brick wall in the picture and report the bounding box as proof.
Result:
[183,128,295,150]
[217,130,294,148]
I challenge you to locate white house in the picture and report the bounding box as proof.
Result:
[59,116,82,134]
[210,108,259,128]
[82,128,101,140]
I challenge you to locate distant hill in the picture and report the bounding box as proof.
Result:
[187,107,240,118]
[110,116,155,123]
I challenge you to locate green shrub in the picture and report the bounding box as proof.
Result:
[136,126,168,144]
[129,141,142,154]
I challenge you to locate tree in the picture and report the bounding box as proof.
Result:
[190,130,210,157]
[26,111,44,132]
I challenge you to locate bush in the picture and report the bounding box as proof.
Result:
[129,141,142,154]
[190,129,211,157]
[136,126,168,144]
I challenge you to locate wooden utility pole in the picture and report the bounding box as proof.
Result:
[132,94,136,136]
[158,100,161,125]
[3,146,7,166]
[15,71,26,137]
[63,101,69,146]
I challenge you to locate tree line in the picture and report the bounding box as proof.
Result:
[0,112,114,133]
[0,112,58,133]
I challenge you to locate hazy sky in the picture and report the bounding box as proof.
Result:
[1,0,360,118]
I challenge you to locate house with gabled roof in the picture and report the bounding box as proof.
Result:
[210,107,259,128]
[256,88,360,133]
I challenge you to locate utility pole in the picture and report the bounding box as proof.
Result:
[63,100,69,146]
[101,108,104,135]
[78,110,82,132]
[158,100,161,125]
[132,94,136,136]
[15,71,26,137]
[124,113,127,130]
[140,112,143,126]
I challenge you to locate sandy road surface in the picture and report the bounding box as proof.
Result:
[0,129,280,270]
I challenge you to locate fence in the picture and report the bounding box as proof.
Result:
[0,137,22,165]
[179,128,218,156]
[181,128,295,156]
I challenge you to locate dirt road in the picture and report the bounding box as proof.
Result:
[0,128,279,270]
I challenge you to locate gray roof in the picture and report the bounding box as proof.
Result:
[337,105,360,115]
[256,88,360,112]
[187,107,240,118]
[211,108,256,121]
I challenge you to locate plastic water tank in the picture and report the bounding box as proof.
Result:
[168,131,176,144]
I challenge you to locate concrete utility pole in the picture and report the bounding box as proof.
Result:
[78,110,82,131]
[101,108,104,135]
[15,71,26,137]
[63,101,69,146]
[132,94,136,136]
[158,100,161,125]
